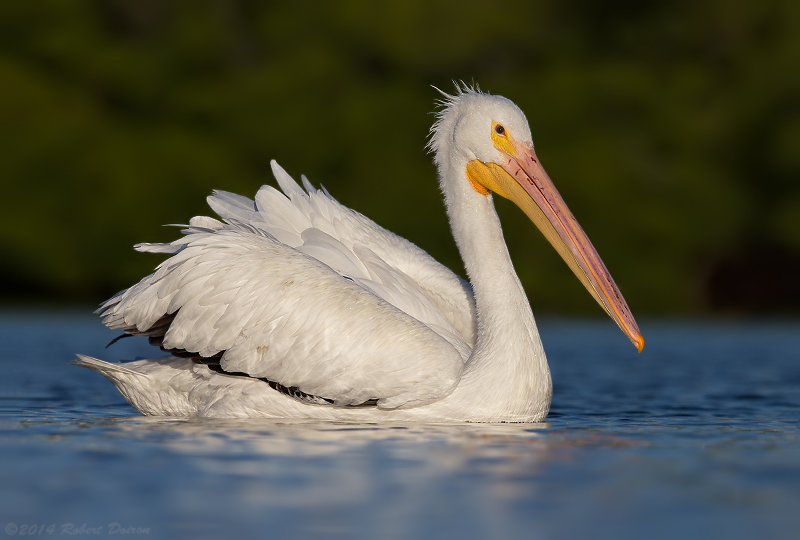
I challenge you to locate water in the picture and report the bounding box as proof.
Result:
[1,311,799,539]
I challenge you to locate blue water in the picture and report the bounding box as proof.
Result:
[1,311,799,540]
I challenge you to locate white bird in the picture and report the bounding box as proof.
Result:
[77,86,643,422]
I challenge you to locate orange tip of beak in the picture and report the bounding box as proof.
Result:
[634,333,645,353]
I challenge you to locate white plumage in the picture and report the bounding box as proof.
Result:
[77,86,642,422]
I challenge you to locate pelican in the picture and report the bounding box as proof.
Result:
[77,86,643,422]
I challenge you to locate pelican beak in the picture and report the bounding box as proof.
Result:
[466,139,644,352]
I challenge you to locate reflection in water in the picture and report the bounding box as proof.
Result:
[101,418,563,496]
[112,417,552,453]
[8,412,796,540]
[10,415,654,539]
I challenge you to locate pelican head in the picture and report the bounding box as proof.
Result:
[430,85,643,352]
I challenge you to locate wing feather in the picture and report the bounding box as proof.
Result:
[101,226,464,409]
[100,161,479,408]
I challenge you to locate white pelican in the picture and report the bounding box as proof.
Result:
[77,86,643,422]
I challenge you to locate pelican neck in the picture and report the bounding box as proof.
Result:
[438,161,552,421]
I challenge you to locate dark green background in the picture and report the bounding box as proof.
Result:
[2,0,799,316]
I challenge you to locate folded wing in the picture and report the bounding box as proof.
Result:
[99,163,475,409]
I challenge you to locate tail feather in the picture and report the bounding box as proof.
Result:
[73,355,145,377]
[74,355,188,416]
[74,354,291,418]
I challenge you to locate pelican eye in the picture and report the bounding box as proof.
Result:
[491,122,514,156]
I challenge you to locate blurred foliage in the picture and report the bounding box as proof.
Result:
[1,0,799,315]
